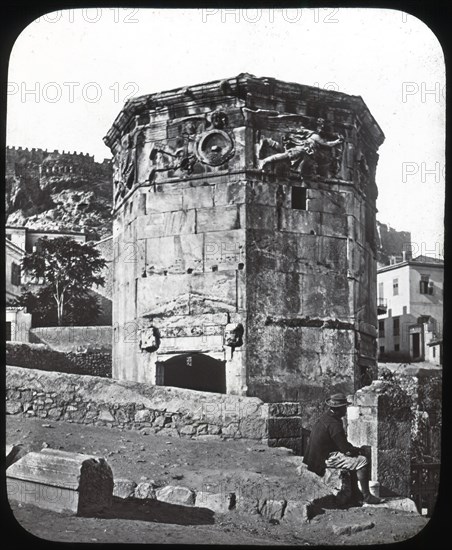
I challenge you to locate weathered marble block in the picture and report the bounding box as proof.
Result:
[6,449,113,515]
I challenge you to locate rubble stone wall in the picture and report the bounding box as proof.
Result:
[6,342,111,378]
[6,367,302,451]
[29,326,112,352]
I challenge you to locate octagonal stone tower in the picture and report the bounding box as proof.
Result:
[104,73,384,418]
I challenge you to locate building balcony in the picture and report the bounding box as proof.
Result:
[377,297,388,315]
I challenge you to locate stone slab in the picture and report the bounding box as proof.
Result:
[113,478,137,499]
[259,499,286,520]
[363,497,419,514]
[155,485,195,506]
[7,449,113,515]
[332,521,375,536]
[194,491,232,513]
[7,478,80,514]
[134,481,157,500]
[282,499,311,524]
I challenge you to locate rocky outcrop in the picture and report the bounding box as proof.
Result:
[6,147,113,241]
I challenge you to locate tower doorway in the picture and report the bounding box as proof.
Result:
[160,353,226,393]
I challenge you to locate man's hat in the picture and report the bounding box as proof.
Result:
[325,393,352,408]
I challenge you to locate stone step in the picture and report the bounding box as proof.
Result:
[363,497,419,514]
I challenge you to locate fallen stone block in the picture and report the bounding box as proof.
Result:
[295,460,348,501]
[363,497,419,514]
[332,521,375,536]
[113,479,137,499]
[6,401,22,415]
[259,499,286,520]
[194,491,233,513]
[6,444,28,469]
[282,500,311,524]
[6,448,113,515]
[235,495,259,515]
[155,485,195,506]
[134,481,157,500]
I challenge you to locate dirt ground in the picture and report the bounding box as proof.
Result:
[6,416,430,546]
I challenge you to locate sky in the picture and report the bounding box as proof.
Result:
[6,8,445,255]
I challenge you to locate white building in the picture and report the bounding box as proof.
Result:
[377,255,443,363]
[5,239,24,301]
[6,306,32,342]
[6,225,87,253]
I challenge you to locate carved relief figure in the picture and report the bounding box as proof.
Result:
[114,110,236,196]
[148,142,197,182]
[113,131,138,206]
[259,118,343,175]
[120,132,136,188]
[147,110,234,179]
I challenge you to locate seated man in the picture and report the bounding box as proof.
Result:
[303,393,384,505]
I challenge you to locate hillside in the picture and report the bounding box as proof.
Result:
[6,147,113,241]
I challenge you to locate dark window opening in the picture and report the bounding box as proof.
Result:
[6,322,12,341]
[412,333,421,358]
[378,320,385,337]
[393,278,399,296]
[420,274,433,294]
[395,344,400,351]
[380,346,385,354]
[292,187,307,210]
[11,262,21,287]
[393,318,400,336]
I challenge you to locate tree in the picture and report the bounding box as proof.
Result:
[21,237,106,326]
[9,287,102,327]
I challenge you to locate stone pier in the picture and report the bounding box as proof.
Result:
[347,378,412,497]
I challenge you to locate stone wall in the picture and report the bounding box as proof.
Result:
[30,326,112,352]
[6,342,111,378]
[6,367,302,451]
